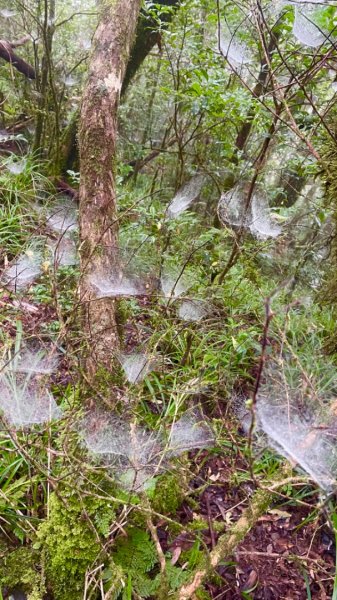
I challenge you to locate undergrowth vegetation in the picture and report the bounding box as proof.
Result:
[1,0,337,598]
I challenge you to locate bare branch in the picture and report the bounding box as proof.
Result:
[0,39,35,79]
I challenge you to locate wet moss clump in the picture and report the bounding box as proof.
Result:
[320,139,337,297]
[151,473,185,515]
[36,488,116,600]
[115,298,132,340]
[0,547,44,600]
[319,127,337,352]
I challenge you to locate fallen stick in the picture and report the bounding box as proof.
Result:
[174,472,297,600]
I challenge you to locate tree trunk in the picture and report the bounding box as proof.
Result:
[59,1,181,177]
[33,0,56,155]
[123,0,181,93]
[79,0,141,378]
[234,31,280,156]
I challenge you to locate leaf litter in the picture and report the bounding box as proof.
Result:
[0,5,334,598]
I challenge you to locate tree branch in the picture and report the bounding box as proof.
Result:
[174,486,272,600]
[0,39,35,79]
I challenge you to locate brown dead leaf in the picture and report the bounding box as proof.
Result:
[209,472,220,482]
[268,509,292,520]
[171,546,182,565]
[241,569,258,592]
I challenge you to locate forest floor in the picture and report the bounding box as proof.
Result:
[177,452,335,599]
[0,285,335,600]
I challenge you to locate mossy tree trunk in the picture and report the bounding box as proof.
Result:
[33,0,59,159]
[59,1,181,176]
[79,0,141,378]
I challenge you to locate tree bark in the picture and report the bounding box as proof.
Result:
[234,31,280,155]
[59,1,181,176]
[79,0,141,377]
[33,0,56,155]
[123,0,181,93]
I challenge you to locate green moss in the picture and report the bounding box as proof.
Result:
[151,473,184,515]
[116,299,132,325]
[115,298,131,339]
[195,588,212,600]
[27,591,43,600]
[188,517,209,532]
[36,489,116,600]
[318,127,337,352]
[94,359,125,391]
[0,547,44,599]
